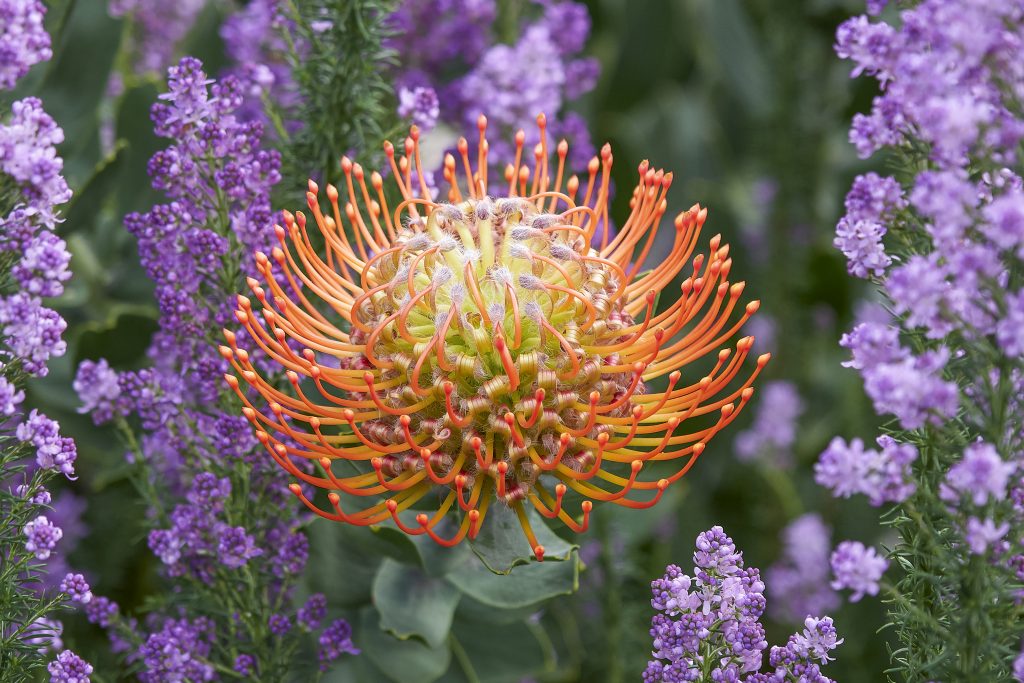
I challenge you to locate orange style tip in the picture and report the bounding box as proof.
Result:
[533,142,543,157]
[597,432,610,444]
[535,112,546,127]
[242,406,256,418]
[741,387,754,400]
[288,483,301,495]
[420,448,431,459]
[416,513,429,526]
[399,414,412,426]
[222,328,236,343]
[371,457,383,470]
[535,387,546,399]
[255,430,269,442]
[515,129,526,143]
[271,247,286,263]
[471,436,482,448]
[722,403,735,417]
[497,461,509,474]
[694,442,706,455]
[386,499,398,512]
[274,445,288,458]
[305,191,317,207]
[218,346,233,360]
[234,310,248,324]
[668,417,681,428]
[533,545,545,562]
[286,370,299,384]
[382,140,394,155]
[557,139,568,156]
[663,171,674,185]
[503,413,514,425]
[343,409,355,422]
[600,143,612,158]
[223,373,238,387]
[589,391,601,403]
[455,474,467,486]
[457,137,468,153]
[309,416,321,429]
[469,509,480,521]
[328,492,341,505]
[646,290,656,303]
[340,156,352,172]
[730,282,746,297]
[477,114,488,129]
[269,402,282,414]
[245,276,259,289]
[758,352,772,366]
[669,370,682,381]
[325,184,339,202]
[494,335,505,350]
[241,369,255,382]
[631,460,643,472]
[718,348,731,361]
[699,376,712,390]
[319,457,331,468]
[307,179,318,194]
[560,432,571,444]
[236,294,251,308]
[363,371,375,384]
[370,171,383,188]
[587,157,600,173]
[746,300,761,314]
[255,250,269,265]
[581,501,593,512]
[657,479,669,491]
[555,483,567,496]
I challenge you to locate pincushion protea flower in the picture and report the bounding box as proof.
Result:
[222,115,768,560]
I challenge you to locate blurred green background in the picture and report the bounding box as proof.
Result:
[17,0,893,679]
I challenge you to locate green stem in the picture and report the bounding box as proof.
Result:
[450,633,482,683]
[597,513,624,683]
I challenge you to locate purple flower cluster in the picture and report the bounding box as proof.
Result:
[830,541,887,603]
[318,618,359,672]
[841,321,959,431]
[223,1,599,168]
[47,650,93,683]
[834,173,904,278]
[938,442,1017,556]
[0,0,51,90]
[451,1,599,168]
[146,473,263,581]
[137,616,216,682]
[766,515,839,624]
[815,435,916,506]
[70,56,354,676]
[17,410,77,479]
[645,526,842,682]
[734,380,803,469]
[108,0,208,75]
[0,29,91,676]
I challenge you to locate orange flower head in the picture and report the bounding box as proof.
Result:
[222,114,768,560]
